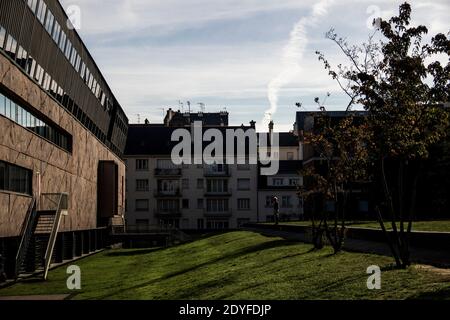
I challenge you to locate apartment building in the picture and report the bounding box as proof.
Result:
[125,116,259,230]
[258,124,304,221]
[295,111,371,219]
[0,1,128,279]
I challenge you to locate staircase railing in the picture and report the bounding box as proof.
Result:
[15,197,37,278]
[43,193,68,280]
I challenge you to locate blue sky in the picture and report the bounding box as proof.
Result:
[60,0,449,132]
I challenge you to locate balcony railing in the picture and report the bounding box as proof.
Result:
[154,189,181,197]
[154,208,182,217]
[204,209,232,217]
[155,168,182,176]
[204,190,232,197]
[203,166,230,177]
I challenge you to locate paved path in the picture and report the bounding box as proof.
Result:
[245,227,450,268]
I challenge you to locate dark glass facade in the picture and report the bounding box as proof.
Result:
[0,0,128,157]
[0,91,72,152]
[0,160,32,195]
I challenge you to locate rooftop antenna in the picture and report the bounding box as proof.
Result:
[137,114,141,124]
[187,101,191,113]
[178,100,184,113]
[198,103,205,113]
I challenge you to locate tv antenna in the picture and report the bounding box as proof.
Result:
[137,114,141,124]
[187,101,191,113]
[178,100,184,112]
[198,103,205,113]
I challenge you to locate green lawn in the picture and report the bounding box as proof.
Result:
[1,231,449,300]
[270,220,450,232]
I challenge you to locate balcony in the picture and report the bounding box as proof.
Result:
[204,190,232,197]
[154,208,182,218]
[154,168,182,176]
[154,189,181,198]
[203,210,232,218]
[203,166,230,177]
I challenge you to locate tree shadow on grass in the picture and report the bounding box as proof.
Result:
[94,239,297,300]
[407,286,450,300]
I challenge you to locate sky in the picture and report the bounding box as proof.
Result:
[59,0,449,132]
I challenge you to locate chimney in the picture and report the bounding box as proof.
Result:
[268,120,274,134]
[250,120,256,128]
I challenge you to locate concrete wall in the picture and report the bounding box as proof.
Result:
[0,54,125,238]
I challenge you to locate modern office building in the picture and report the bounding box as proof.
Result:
[0,0,128,279]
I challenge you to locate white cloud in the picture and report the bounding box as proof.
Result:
[59,0,449,127]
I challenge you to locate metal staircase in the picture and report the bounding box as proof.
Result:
[15,193,69,280]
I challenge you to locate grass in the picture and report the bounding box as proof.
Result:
[0,231,449,300]
[270,220,450,232]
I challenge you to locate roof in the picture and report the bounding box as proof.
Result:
[258,161,303,189]
[125,124,256,156]
[279,132,298,147]
[296,110,368,133]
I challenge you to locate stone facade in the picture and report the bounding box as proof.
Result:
[0,54,125,238]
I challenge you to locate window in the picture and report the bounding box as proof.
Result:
[16,46,28,69]
[52,22,61,43]
[182,199,189,209]
[197,179,204,189]
[59,31,67,51]
[282,196,292,208]
[206,199,229,213]
[36,1,47,24]
[237,218,250,227]
[197,219,204,230]
[237,164,250,170]
[358,200,369,213]
[157,159,178,169]
[0,27,6,49]
[157,199,179,212]
[1,92,71,152]
[5,35,17,59]
[136,219,149,226]
[42,73,51,91]
[135,199,149,212]
[289,178,299,186]
[237,199,250,210]
[206,220,229,230]
[65,40,72,60]
[273,178,284,186]
[34,64,44,85]
[265,196,274,208]
[136,159,149,171]
[197,199,204,209]
[27,0,38,14]
[136,179,149,192]
[206,179,228,193]
[287,152,294,160]
[44,11,55,34]
[182,179,189,190]
[237,179,250,190]
[325,201,335,213]
[0,160,32,195]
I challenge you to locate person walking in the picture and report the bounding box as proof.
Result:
[272,197,280,225]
